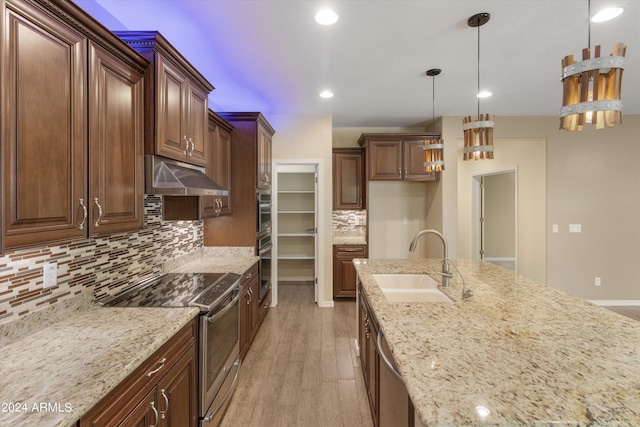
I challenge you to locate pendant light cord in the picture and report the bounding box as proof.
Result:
[587,0,591,50]
[477,24,481,118]
[432,74,435,134]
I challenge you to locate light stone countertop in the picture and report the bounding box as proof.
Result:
[332,230,367,245]
[0,249,259,427]
[354,258,640,427]
[0,306,199,427]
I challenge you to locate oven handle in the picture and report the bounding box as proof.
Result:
[259,243,272,256]
[202,358,242,422]
[206,288,241,323]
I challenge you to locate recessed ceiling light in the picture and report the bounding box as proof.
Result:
[592,7,624,22]
[315,9,339,25]
[477,91,492,98]
[319,90,334,98]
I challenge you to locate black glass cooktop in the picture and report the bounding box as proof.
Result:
[98,272,241,311]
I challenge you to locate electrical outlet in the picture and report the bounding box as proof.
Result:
[595,277,601,287]
[43,262,57,288]
[192,228,198,241]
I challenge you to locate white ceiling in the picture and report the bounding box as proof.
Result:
[83,0,639,127]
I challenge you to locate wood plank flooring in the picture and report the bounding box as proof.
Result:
[219,283,374,427]
[605,306,640,321]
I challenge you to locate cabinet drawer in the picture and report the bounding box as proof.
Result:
[335,245,367,255]
[241,262,259,289]
[80,319,196,427]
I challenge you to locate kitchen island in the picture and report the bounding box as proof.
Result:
[354,258,640,426]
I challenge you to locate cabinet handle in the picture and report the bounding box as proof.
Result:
[264,173,270,184]
[183,135,188,155]
[79,199,87,230]
[93,198,103,227]
[188,137,195,155]
[150,401,159,427]
[247,287,253,302]
[146,357,166,377]
[159,389,169,419]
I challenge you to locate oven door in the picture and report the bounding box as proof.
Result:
[256,189,272,234]
[199,287,241,423]
[257,235,272,301]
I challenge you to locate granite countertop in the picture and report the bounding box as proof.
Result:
[354,258,640,426]
[0,306,199,427]
[333,230,367,245]
[0,249,259,427]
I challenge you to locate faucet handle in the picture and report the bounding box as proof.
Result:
[462,288,474,301]
[436,271,454,278]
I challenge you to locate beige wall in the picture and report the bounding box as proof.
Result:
[456,138,546,282]
[270,115,334,307]
[442,115,640,301]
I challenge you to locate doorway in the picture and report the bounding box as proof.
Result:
[272,161,321,305]
[472,168,517,272]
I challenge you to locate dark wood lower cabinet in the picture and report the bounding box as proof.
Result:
[80,319,197,427]
[239,262,270,360]
[334,245,367,298]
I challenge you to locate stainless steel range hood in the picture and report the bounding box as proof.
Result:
[145,155,228,196]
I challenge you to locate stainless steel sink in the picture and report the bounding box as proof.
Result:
[373,274,453,303]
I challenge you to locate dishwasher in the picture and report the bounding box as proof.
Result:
[377,329,412,426]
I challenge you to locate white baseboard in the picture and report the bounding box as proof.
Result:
[318,300,334,308]
[588,300,640,306]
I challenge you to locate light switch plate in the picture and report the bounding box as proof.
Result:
[569,224,582,233]
[552,224,558,233]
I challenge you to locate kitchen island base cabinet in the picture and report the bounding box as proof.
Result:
[358,282,413,427]
[80,319,198,427]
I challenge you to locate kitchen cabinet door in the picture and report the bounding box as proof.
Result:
[257,124,272,189]
[2,0,87,248]
[202,111,232,218]
[186,83,208,167]
[333,148,365,210]
[117,391,157,427]
[403,139,438,181]
[88,42,145,236]
[156,52,189,162]
[156,343,198,427]
[368,139,402,181]
[333,245,367,298]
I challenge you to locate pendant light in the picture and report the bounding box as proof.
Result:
[559,0,626,131]
[423,68,445,172]
[463,12,494,161]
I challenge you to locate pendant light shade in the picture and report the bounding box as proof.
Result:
[463,12,494,161]
[559,0,626,131]
[424,68,445,172]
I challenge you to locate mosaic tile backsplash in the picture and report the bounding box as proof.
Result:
[332,210,367,232]
[0,195,203,325]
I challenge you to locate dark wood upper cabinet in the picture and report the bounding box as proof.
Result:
[202,110,233,218]
[88,42,145,237]
[358,133,440,182]
[114,31,214,167]
[1,0,148,249]
[333,148,366,210]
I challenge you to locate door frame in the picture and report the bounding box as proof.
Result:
[272,159,323,306]
[471,167,518,272]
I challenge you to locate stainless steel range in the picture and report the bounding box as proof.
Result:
[98,272,242,427]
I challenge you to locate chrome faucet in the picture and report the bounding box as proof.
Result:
[409,229,453,288]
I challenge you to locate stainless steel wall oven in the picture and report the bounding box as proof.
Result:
[256,188,272,235]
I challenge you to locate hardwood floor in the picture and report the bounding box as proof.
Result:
[605,306,640,321]
[220,282,374,427]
